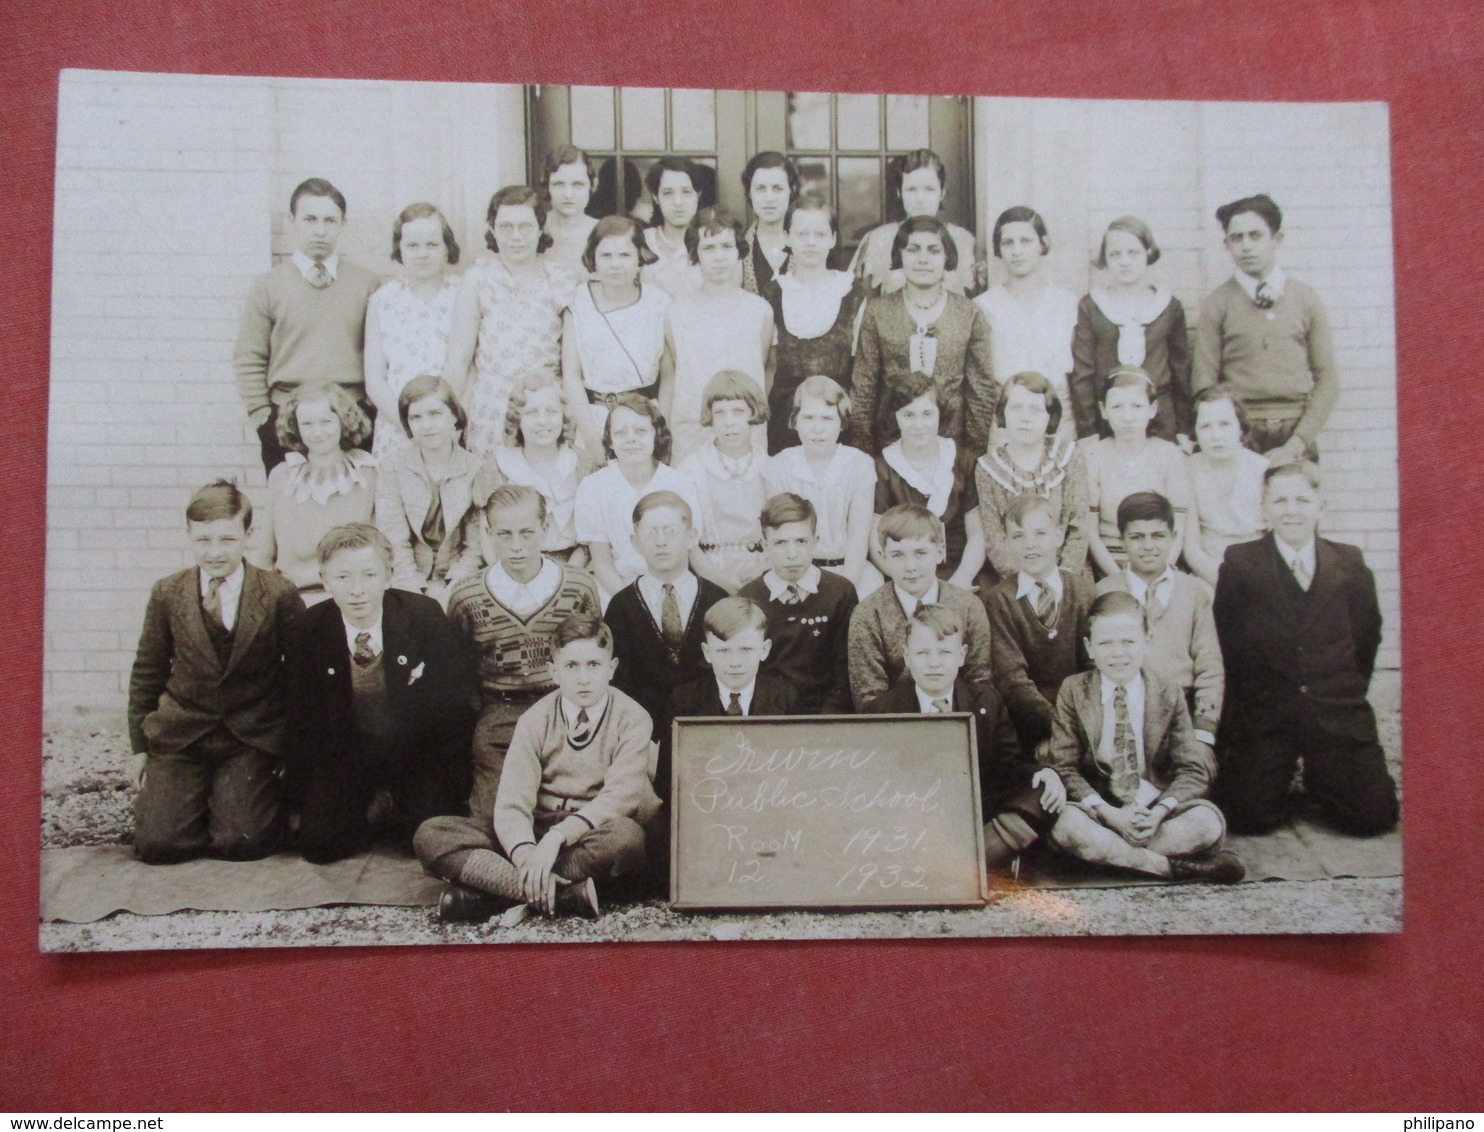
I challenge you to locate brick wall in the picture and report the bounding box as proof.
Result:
[976,98,1399,673]
[45,71,526,713]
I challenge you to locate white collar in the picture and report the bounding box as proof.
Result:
[638,570,698,613]
[881,439,957,516]
[200,562,245,599]
[561,693,609,732]
[292,250,339,282]
[1275,537,1316,574]
[716,678,757,715]
[1089,285,1171,326]
[894,580,940,615]
[486,557,561,614]
[342,615,384,656]
[1100,672,1145,709]
[916,684,955,713]
[1234,265,1286,303]
[1015,569,1063,602]
[763,565,821,601]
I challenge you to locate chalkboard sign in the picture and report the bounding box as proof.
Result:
[669,714,988,910]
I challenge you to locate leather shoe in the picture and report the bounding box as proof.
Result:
[437,883,502,924]
[1168,849,1246,885]
[554,877,601,919]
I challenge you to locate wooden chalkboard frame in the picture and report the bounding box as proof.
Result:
[668,713,990,911]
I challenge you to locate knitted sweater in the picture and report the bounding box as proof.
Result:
[1095,570,1224,734]
[233,260,382,417]
[1191,276,1339,443]
[985,568,1092,752]
[847,581,992,709]
[493,688,660,854]
[446,563,600,708]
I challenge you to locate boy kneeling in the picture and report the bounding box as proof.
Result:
[288,523,472,864]
[865,603,1065,875]
[464,613,659,920]
[1043,591,1244,883]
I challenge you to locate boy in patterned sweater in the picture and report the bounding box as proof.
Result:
[985,494,1094,758]
[413,484,600,922]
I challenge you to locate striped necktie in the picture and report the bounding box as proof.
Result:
[1109,685,1140,805]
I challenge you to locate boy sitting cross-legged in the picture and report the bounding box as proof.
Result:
[413,482,599,922]
[847,502,992,709]
[985,493,1095,759]
[864,603,1065,875]
[1042,590,1244,884]
[1094,490,1223,752]
[737,492,858,715]
[446,612,660,923]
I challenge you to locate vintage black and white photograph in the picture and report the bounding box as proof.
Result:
[40,71,1401,950]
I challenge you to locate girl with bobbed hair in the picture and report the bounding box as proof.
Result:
[761,193,869,453]
[849,216,997,458]
[848,148,982,298]
[494,372,597,566]
[974,371,1090,582]
[561,215,667,455]
[365,202,461,459]
[538,145,600,269]
[1069,215,1193,445]
[443,185,582,458]
[1182,384,1268,588]
[252,382,377,603]
[374,373,488,605]
[975,206,1080,430]
[739,151,800,295]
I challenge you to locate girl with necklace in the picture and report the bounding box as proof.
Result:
[849,216,996,458]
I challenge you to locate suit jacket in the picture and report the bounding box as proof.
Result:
[608,574,730,740]
[1213,534,1381,743]
[374,444,488,592]
[864,677,1035,813]
[985,568,1092,751]
[285,587,475,775]
[669,672,800,720]
[1045,669,1214,807]
[128,564,304,755]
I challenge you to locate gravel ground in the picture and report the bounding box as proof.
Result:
[38,707,1403,951]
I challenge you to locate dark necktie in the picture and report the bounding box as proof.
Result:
[202,575,226,632]
[1032,580,1057,631]
[570,708,592,747]
[421,491,446,551]
[308,262,331,289]
[353,631,377,667]
[1110,685,1140,805]
[783,583,803,605]
[660,582,684,650]
[726,692,743,717]
[931,697,951,713]
[1254,281,1275,309]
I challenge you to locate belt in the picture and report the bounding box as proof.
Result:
[1242,402,1306,422]
[537,791,588,813]
[700,540,764,554]
[587,383,659,408]
[813,557,845,568]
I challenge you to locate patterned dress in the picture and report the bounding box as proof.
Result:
[975,435,1090,581]
[368,277,459,458]
[462,257,581,457]
[762,270,867,453]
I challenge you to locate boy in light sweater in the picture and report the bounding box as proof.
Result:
[1094,491,1223,753]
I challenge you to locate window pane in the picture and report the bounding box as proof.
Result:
[886,94,930,151]
[794,157,831,203]
[836,93,880,151]
[571,86,615,151]
[837,156,883,245]
[621,86,667,150]
[787,92,832,150]
[670,88,716,151]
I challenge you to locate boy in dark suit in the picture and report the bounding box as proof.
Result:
[1044,591,1244,883]
[287,523,473,864]
[985,493,1094,758]
[670,596,799,722]
[128,480,305,864]
[864,604,1064,875]
[1213,461,1398,836]
[738,493,857,714]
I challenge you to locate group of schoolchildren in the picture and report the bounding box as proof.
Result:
[124,151,1399,925]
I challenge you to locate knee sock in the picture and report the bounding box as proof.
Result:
[985,813,1039,871]
[457,848,525,902]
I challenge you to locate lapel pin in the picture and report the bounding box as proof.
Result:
[397,655,408,666]
[327,667,335,675]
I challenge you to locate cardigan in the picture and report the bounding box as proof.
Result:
[846,580,992,709]
[1191,276,1340,444]
[233,259,382,418]
[1095,569,1224,733]
[849,292,997,457]
[985,568,1093,753]
[374,444,488,592]
[738,568,858,714]
[493,688,661,854]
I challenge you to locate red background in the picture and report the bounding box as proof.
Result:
[4,0,1482,1112]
